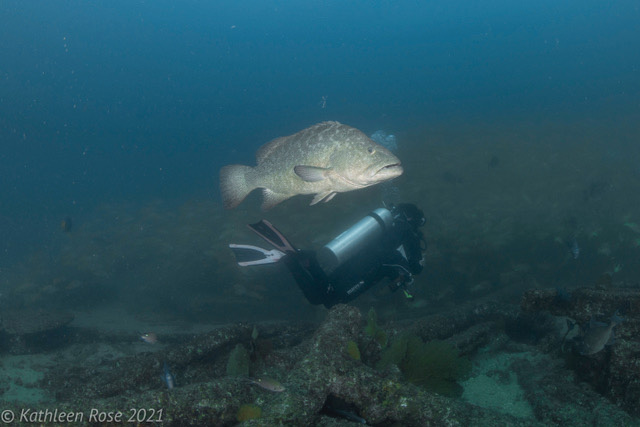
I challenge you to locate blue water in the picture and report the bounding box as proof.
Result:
[1,0,638,261]
[1,3,640,419]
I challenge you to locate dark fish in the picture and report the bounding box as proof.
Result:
[561,318,577,352]
[322,395,367,424]
[583,180,611,202]
[326,407,367,424]
[555,287,572,306]
[248,376,285,392]
[162,362,176,390]
[577,313,624,355]
[568,237,580,259]
[220,121,403,210]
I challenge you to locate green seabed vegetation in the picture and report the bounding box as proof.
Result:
[377,334,472,397]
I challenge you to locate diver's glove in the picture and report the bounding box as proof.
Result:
[388,276,415,300]
[400,276,415,299]
[386,264,414,295]
[402,279,413,299]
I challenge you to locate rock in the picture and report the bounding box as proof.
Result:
[521,286,640,416]
[512,353,634,425]
[43,321,314,401]
[1,309,74,335]
[31,305,534,425]
[0,309,74,354]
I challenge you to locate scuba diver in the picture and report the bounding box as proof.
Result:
[229,203,426,308]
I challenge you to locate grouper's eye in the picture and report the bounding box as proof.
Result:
[367,147,376,154]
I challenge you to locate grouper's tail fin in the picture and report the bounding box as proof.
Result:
[220,165,256,209]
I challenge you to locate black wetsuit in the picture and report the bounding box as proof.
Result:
[283,208,425,308]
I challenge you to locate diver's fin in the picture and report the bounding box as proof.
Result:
[247,220,297,253]
[229,244,285,266]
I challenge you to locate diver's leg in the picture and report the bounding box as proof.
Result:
[282,250,335,306]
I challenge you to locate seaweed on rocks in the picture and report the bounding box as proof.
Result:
[28,305,536,426]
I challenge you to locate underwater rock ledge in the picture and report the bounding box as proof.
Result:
[14,305,539,426]
[521,286,640,418]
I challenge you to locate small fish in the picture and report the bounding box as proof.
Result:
[220,121,403,210]
[140,332,158,344]
[162,362,176,390]
[319,95,327,109]
[327,407,367,424]
[577,313,624,355]
[555,287,572,305]
[568,237,580,259]
[370,130,398,152]
[61,216,73,232]
[248,376,285,392]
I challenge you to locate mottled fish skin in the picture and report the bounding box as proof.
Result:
[578,313,623,355]
[220,121,403,210]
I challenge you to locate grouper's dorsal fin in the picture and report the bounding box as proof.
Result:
[256,136,289,164]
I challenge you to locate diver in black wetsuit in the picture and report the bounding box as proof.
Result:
[229,203,426,308]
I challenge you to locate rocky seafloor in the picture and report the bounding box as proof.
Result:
[1,287,639,426]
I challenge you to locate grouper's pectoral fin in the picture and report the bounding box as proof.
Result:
[294,165,331,182]
[310,191,337,205]
[261,188,290,211]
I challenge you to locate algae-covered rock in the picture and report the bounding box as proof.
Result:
[24,305,538,425]
[521,286,640,416]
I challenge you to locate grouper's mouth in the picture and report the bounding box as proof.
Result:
[373,163,403,181]
[336,163,403,188]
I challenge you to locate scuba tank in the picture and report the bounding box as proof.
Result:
[318,208,393,273]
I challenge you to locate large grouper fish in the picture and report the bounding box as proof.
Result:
[220,121,403,210]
